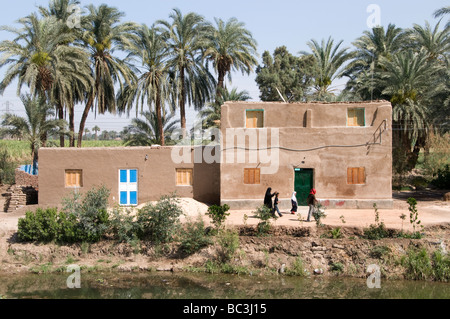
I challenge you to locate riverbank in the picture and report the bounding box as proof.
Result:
[1,190,449,281]
[1,223,449,281]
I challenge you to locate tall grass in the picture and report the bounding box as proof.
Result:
[0,139,124,160]
[0,140,32,162]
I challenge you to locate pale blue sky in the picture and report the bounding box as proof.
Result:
[0,0,448,132]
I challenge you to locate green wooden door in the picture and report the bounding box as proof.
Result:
[294,169,313,206]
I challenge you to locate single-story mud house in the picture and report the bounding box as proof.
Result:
[38,101,392,209]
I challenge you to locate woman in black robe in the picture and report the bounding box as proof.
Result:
[264,187,275,210]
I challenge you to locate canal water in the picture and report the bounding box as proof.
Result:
[0,272,448,299]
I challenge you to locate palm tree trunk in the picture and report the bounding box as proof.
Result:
[58,103,65,147]
[217,69,226,90]
[156,90,165,146]
[77,95,94,148]
[69,105,75,147]
[180,67,186,138]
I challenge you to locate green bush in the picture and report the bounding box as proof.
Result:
[363,222,389,240]
[62,185,110,242]
[179,214,213,255]
[206,204,230,233]
[432,250,450,282]
[56,212,79,243]
[329,227,342,239]
[402,247,450,282]
[216,228,240,263]
[312,203,327,227]
[402,247,433,281]
[109,206,138,243]
[285,257,306,276]
[363,203,389,240]
[254,205,275,236]
[18,208,59,242]
[17,208,79,243]
[431,165,450,189]
[136,194,183,243]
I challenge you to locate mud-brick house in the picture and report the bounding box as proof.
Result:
[38,146,220,207]
[219,101,393,209]
[38,101,392,210]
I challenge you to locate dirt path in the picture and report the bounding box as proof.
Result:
[1,191,449,233]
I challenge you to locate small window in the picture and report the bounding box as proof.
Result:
[244,168,261,184]
[176,169,193,186]
[246,110,264,128]
[347,108,365,127]
[347,167,365,185]
[65,170,83,188]
[119,169,138,206]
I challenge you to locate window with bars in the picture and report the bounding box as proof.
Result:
[347,167,366,185]
[65,170,83,188]
[246,110,264,128]
[244,168,261,184]
[176,169,193,186]
[347,108,365,127]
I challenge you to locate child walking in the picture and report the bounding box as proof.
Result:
[291,191,298,215]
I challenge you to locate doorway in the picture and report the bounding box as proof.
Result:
[294,168,314,206]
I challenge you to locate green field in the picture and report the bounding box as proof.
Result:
[0,139,125,162]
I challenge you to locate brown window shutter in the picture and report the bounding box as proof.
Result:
[244,168,249,184]
[358,167,365,184]
[244,168,261,184]
[347,168,352,184]
[246,111,264,128]
[347,167,366,185]
[177,169,193,186]
[347,109,354,126]
[352,168,358,184]
[255,168,261,184]
[65,170,82,187]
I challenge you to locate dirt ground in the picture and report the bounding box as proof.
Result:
[1,189,450,234]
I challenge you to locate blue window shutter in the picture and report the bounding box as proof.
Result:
[130,192,137,205]
[120,170,127,183]
[120,192,128,205]
[130,170,137,183]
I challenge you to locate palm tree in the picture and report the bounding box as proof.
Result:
[0,13,91,148]
[407,21,450,63]
[377,49,445,171]
[38,0,81,22]
[92,125,100,140]
[434,6,450,28]
[38,0,93,148]
[117,24,171,146]
[300,37,354,99]
[123,110,179,146]
[76,4,137,147]
[158,8,216,136]
[199,87,251,129]
[344,24,405,100]
[84,128,90,140]
[0,94,67,166]
[204,17,258,91]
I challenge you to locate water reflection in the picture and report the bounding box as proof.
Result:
[0,272,448,299]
